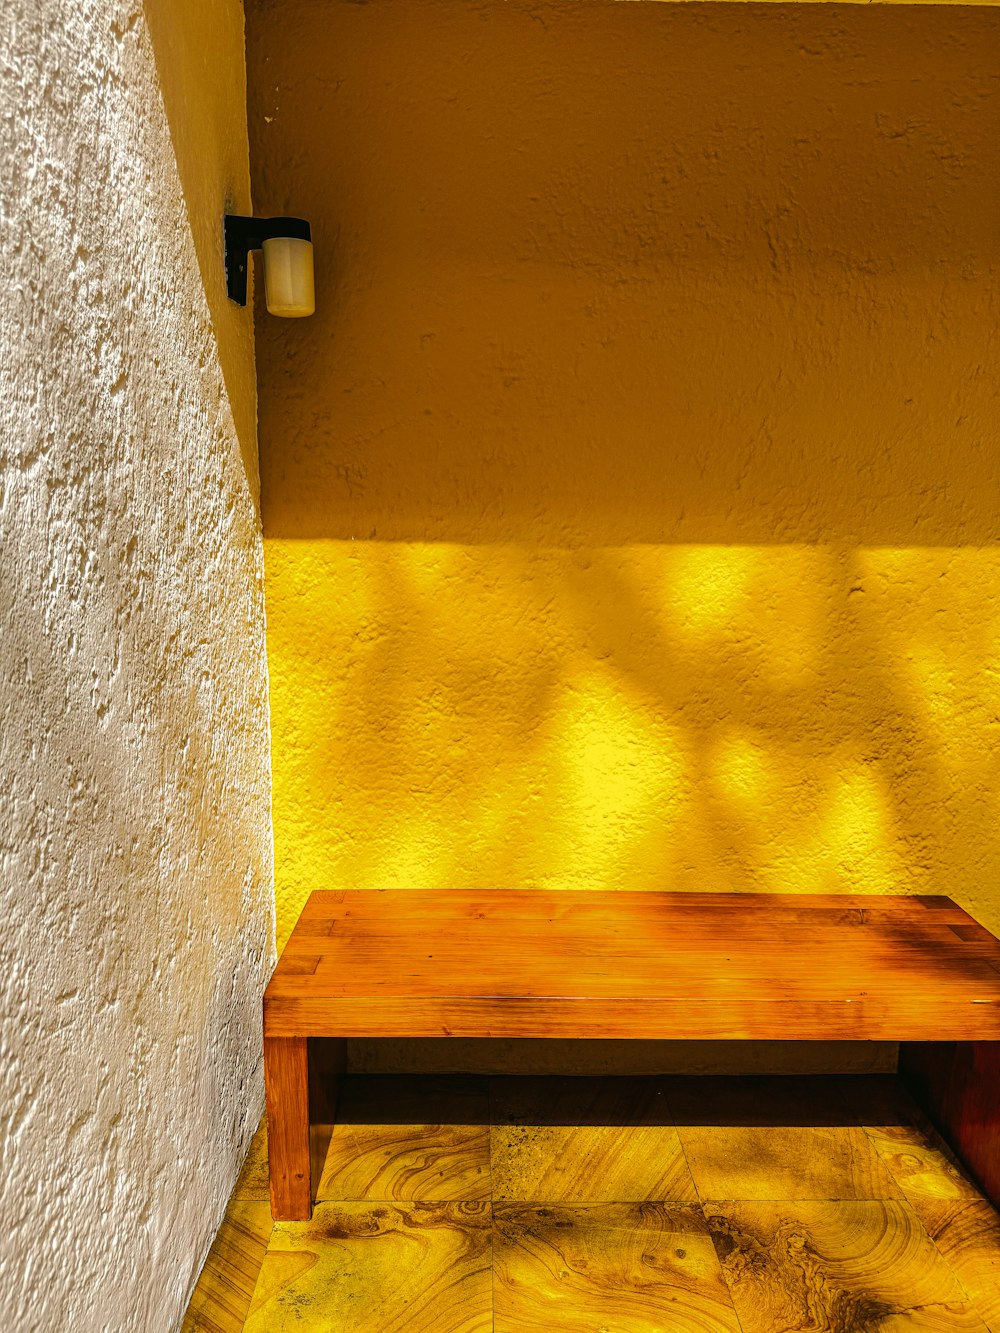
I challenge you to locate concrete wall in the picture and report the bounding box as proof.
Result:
[0,1,273,1327]
[248,0,1000,1073]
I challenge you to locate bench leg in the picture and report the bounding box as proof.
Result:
[265,1035,347,1222]
[900,1041,1000,1209]
[265,1036,311,1220]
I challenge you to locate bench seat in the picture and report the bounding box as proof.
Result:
[263,889,1000,1219]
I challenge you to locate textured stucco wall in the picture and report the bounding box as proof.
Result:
[0,1,274,1328]
[248,0,1000,1072]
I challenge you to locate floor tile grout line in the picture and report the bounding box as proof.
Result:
[488,1074,496,1333]
[660,1081,748,1333]
[884,1187,983,1303]
[683,1187,754,1333]
[659,1077,702,1209]
[209,1073,998,1331]
[909,1195,999,1319]
[238,1214,275,1333]
[858,1108,971,1181]
[855,1126,991,1317]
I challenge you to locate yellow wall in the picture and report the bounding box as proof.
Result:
[247,0,1000,1068]
[145,0,260,496]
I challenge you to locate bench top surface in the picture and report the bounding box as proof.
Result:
[264,890,1000,1042]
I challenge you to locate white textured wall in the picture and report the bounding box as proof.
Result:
[0,1,274,1328]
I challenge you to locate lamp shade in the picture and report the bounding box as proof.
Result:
[262,236,315,318]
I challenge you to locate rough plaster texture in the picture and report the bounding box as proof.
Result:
[249,0,1000,1073]
[0,1,273,1328]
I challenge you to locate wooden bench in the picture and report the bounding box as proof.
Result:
[263,889,1000,1220]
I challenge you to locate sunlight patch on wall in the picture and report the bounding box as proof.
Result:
[266,540,1000,951]
[550,665,687,885]
[817,764,902,893]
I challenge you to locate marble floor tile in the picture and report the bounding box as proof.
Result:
[678,1121,903,1201]
[243,1201,492,1333]
[232,1118,269,1202]
[490,1076,697,1203]
[316,1074,490,1202]
[705,1199,989,1333]
[848,1078,984,1214]
[666,1077,902,1200]
[493,1201,741,1333]
[917,1198,1000,1332]
[864,1121,981,1210]
[181,1200,272,1333]
[184,1074,1000,1331]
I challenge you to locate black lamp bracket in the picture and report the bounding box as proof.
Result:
[225,214,312,306]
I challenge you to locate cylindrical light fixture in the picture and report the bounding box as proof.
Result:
[262,233,315,317]
[224,214,315,317]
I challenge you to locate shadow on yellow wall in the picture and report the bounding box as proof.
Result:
[145,0,260,500]
[246,0,1000,954]
[266,541,1000,949]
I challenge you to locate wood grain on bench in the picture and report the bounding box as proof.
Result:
[263,890,1000,1219]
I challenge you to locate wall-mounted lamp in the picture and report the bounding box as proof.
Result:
[224,215,315,317]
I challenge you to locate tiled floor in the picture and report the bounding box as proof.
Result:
[183,1074,1000,1332]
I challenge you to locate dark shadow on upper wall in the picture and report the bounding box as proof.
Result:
[246,0,1000,546]
[145,0,261,504]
